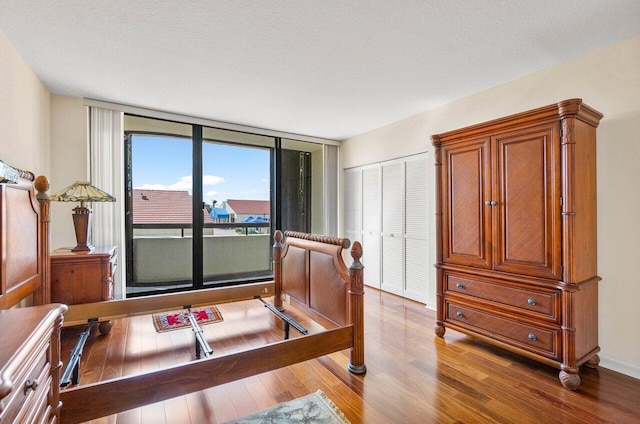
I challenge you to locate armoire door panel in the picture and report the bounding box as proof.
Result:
[442,139,491,268]
[493,125,561,278]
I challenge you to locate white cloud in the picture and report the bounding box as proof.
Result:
[205,190,218,197]
[136,174,225,191]
[137,183,173,190]
[170,176,193,190]
[203,175,225,186]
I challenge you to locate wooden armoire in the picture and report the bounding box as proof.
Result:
[431,99,602,390]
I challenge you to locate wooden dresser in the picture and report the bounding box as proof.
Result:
[51,246,117,334]
[432,99,602,390]
[0,304,67,423]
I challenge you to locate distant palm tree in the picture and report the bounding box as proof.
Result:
[204,200,218,213]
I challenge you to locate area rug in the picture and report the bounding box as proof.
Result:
[224,390,350,424]
[151,306,223,332]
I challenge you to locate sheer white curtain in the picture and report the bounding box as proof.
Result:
[89,107,125,298]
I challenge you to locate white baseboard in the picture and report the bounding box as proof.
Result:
[599,356,640,380]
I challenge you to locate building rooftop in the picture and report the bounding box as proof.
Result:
[133,189,214,224]
[226,199,270,215]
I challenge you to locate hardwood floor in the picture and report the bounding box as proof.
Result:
[60,288,640,424]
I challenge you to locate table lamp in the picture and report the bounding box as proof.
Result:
[50,181,116,252]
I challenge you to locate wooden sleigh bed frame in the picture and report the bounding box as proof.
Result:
[0,169,365,424]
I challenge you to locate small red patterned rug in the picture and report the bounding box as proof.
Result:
[152,306,223,332]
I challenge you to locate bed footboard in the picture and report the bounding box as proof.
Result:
[273,230,365,374]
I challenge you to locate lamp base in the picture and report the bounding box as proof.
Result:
[72,206,93,252]
[71,244,94,252]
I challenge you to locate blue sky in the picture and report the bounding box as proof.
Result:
[132,135,270,205]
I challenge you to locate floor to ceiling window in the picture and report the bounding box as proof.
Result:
[201,127,273,288]
[124,115,326,297]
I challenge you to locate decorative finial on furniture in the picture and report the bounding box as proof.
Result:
[50,181,115,252]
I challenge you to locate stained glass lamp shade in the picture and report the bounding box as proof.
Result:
[50,181,116,252]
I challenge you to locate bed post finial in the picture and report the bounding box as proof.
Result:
[273,230,284,311]
[348,241,366,374]
[35,175,52,304]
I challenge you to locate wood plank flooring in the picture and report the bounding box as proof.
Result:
[60,289,640,424]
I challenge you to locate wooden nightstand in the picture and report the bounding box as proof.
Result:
[51,246,117,334]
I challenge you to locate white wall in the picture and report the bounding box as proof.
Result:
[0,29,50,175]
[49,95,89,250]
[340,35,640,378]
[0,29,88,250]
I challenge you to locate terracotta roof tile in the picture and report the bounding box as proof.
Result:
[133,189,214,224]
[226,199,270,215]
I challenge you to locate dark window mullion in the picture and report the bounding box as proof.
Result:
[124,134,134,286]
[192,125,204,289]
[274,137,282,234]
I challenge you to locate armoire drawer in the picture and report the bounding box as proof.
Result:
[446,302,561,360]
[445,273,560,322]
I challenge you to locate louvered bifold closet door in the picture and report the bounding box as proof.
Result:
[381,161,403,296]
[404,154,429,303]
[361,166,381,289]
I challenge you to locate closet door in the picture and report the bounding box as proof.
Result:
[404,154,429,303]
[381,161,403,296]
[361,166,381,289]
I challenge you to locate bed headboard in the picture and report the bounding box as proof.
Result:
[274,230,361,327]
[0,163,50,309]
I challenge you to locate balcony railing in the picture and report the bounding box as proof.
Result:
[128,222,272,294]
[133,221,270,237]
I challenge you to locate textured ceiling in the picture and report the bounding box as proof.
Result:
[1,1,639,140]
